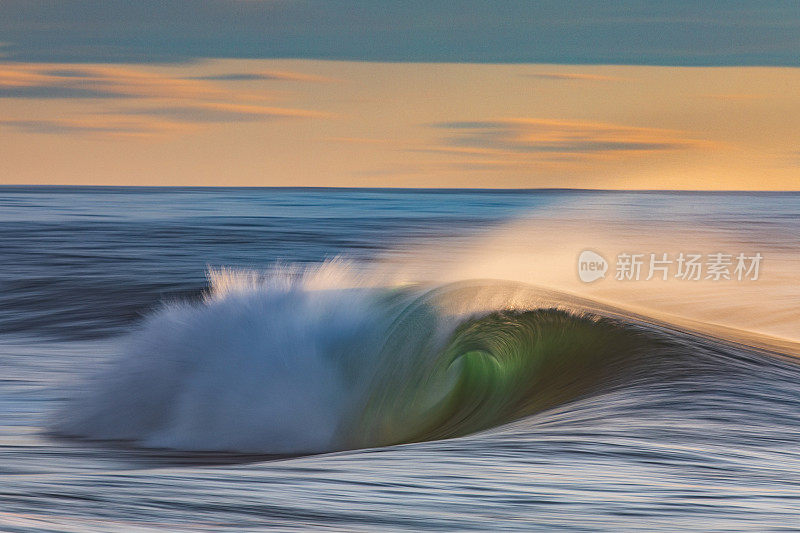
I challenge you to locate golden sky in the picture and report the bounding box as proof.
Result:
[1,59,799,189]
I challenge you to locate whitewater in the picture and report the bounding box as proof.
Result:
[1,187,799,531]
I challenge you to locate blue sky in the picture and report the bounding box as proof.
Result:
[2,1,800,65]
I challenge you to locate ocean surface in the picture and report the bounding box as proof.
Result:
[1,186,799,532]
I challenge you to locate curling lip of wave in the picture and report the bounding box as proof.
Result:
[49,264,793,455]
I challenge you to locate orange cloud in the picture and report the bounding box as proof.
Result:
[526,73,625,82]
[1,116,195,138]
[432,118,707,160]
[0,63,335,100]
[1,102,329,138]
[121,102,330,123]
[0,63,221,99]
[0,62,328,138]
[191,70,336,83]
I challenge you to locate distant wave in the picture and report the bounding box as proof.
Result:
[50,261,784,455]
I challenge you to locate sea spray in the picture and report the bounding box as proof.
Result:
[52,262,707,454]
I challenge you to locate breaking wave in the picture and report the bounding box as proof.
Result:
[51,262,781,454]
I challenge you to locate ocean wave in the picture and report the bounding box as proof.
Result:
[49,261,785,454]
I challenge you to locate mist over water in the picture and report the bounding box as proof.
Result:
[1,187,799,531]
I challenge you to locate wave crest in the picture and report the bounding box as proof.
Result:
[52,263,704,454]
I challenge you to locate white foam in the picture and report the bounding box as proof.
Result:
[54,262,395,454]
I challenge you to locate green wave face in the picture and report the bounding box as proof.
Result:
[351,308,662,449]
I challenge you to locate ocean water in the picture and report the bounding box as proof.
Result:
[1,186,799,531]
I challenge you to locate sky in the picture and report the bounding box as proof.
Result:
[1,1,799,189]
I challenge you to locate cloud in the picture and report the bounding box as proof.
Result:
[526,73,624,82]
[0,63,327,138]
[1,103,328,139]
[190,70,334,83]
[431,118,705,158]
[0,117,194,138]
[0,64,221,99]
[121,103,330,123]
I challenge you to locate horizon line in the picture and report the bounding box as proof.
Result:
[1,184,798,194]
